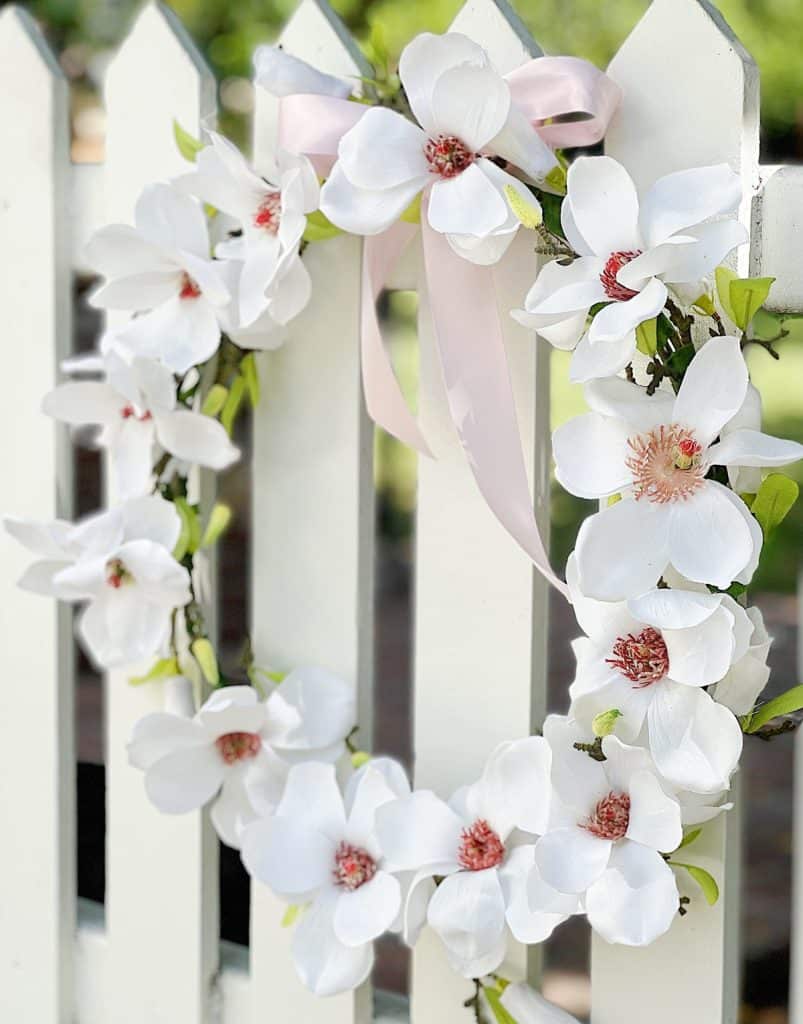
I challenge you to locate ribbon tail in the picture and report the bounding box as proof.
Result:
[277,94,367,173]
[361,225,432,457]
[420,217,568,597]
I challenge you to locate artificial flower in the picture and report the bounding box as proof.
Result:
[254,44,354,99]
[566,556,746,793]
[512,157,747,381]
[553,336,803,600]
[87,183,230,374]
[241,758,417,997]
[42,351,239,499]
[129,669,355,846]
[534,716,682,946]
[320,32,556,264]
[7,495,191,668]
[178,133,318,333]
[500,982,581,1024]
[375,737,578,977]
[713,605,772,715]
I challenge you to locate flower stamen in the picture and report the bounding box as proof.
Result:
[457,818,505,871]
[253,192,282,234]
[179,272,202,300]
[215,731,262,765]
[333,842,377,891]
[626,424,706,503]
[583,791,630,840]
[105,557,132,589]
[607,627,669,687]
[424,135,475,179]
[121,404,152,422]
[600,250,642,302]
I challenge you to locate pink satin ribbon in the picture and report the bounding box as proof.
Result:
[277,56,620,594]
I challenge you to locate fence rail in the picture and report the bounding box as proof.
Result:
[1,1,802,1022]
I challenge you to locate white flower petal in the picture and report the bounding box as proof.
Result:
[121,494,181,550]
[639,163,742,249]
[627,588,722,631]
[265,666,355,754]
[332,871,401,947]
[398,32,486,134]
[584,375,675,432]
[111,419,157,499]
[275,762,347,842]
[143,742,223,813]
[664,604,737,687]
[657,220,748,285]
[118,296,222,375]
[344,762,406,846]
[429,62,510,152]
[667,483,755,589]
[211,775,258,849]
[338,107,429,190]
[706,427,803,468]
[553,413,632,499]
[534,827,611,895]
[587,277,667,344]
[320,162,426,236]
[253,45,353,99]
[671,336,748,447]
[85,223,173,278]
[240,815,336,899]
[501,846,576,944]
[292,894,374,997]
[128,709,205,769]
[490,105,557,182]
[569,330,637,383]
[135,183,210,259]
[626,770,682,852]
[481,736,552,837]
[426,868,506,971]
[566,553,633,641]
[375,790,463,872]
[427,162,508,237]
[563,156,641,256]
[43,381,123,425]
[155,410,239,471]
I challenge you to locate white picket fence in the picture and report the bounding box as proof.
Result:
[0,0,802,1022]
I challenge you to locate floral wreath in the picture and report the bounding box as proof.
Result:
[7,27,803,1024]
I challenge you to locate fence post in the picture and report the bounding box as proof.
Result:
[248,3,376,1023]
[101,6,220,1022]
[590,2,759,1021]
[410,2,551,1020]
[0,8,74,1022]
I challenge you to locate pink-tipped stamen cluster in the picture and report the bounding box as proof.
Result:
[600,250,642,302]
[215,731,262,765]
[333,841,378,891]
[457,818,505,871]
[583,791,631,841]
[253,192,282,234]
[626,424,706,503]
[121,404,152,422]
[424,134,475,179]
[607,627,669,687]
[179,272,202,300]
[105,557,132,590]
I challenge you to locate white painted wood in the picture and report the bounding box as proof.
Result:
[101,7,219,1023]
[70,162,106,273]
[410,3,549,1020]
[249,4,374,1024]
[0,9,75,1023]
[593,3,759,1021]
[751,165,803,313]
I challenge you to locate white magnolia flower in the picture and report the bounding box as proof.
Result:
[566,557,745,793]
[87,184,230,374]
[129,669,355,847]
[500,983,581,1024]
[513,157,747,382]
[375,738,578,977]
[713,606,772,715]
[254,44,354,99]
[534,716,682,947]
[7,495,191,668]
[241,758,417,997]
[42,351,239,499]
[178,133,317,337]
[554,336,803,600]
[320,32,556,265]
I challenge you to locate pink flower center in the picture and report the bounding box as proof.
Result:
[253,192,282,234]
[333,841,377,891]
[424,134,475,179]
[105,557,132,589]
[583,791,631,840]
[607,627,669,687]
[179,272,202,300]
[600,250,643,302]
[626,424,706,503]
[215,731,262,765]
[121,404,152,422]
[457,818,505,871]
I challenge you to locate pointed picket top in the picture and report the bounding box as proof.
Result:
[450,0,542,73]
[606,0,760,213]
[0,5,65,82]
[103,1,215,221]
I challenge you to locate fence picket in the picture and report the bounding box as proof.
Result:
[0,8,74,1023]
[591,2,759,1021]
[101,6,219,1023]
[249,4,375,1023]
[410,3,551,1020]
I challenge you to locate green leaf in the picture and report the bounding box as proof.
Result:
[173,119,204,163]
[174,497,201,556]
[670,862,719,906]
[503,184,543,229]
[540,192,563,237]
[240,353,260,407]
[744,684,803,733]
[729,276,775,331]
[303,208,343,242]
[714,265,738,324]
[351,750,371,769]
[635,317,657,356]
[281,904,301,928]
[592,708,623,737]
[201,384,228,418]
[221,374,246,436]
[483,986,518,1024]
[676,827,702,851]
[750,473,799,537]
[201,502,232,548]
[191,638,220,686]
[665,344,696,378]
[129,656,179,686]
